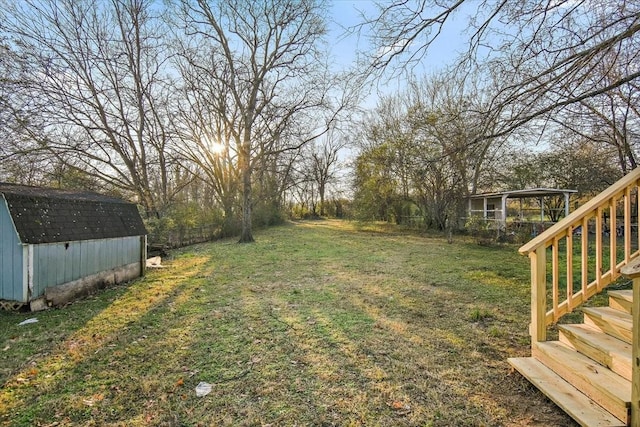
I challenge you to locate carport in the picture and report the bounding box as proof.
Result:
[467,188,578,228]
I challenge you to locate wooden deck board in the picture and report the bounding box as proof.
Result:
[559,323,632,381]
[608,290,633,315]
[583,307,633,344]
[509,357,626,427]
[533,341,630,423]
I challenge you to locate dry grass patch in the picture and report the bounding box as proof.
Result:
[0,219,576,426]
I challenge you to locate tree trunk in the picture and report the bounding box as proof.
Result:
[238,148,254,243]
[319,182,325,216]
[222,202,236,238]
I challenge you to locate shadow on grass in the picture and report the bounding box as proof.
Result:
[0,221,577,426]
[0,254,211,425]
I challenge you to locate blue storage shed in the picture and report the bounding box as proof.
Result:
[0,183,147,310]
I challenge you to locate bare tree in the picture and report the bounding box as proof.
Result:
[306,130,346,217]
[175,0,347,242]
[0,40,51,182]
[0,0,177,216]
[173,58,242,235]
[352,92,432,223]
[359,1,640,144]
[352,72,506,229]
[549,49,640,174]
[406,75,507,196]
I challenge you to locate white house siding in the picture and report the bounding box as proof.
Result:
[30,236,142,299]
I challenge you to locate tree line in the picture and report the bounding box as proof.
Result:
[350,0,639,230]
[0,0,352,243]
[1,0,639,242]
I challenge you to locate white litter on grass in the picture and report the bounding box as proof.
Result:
[146,256,166,268]
[195,382,212,397]
[18,318,38,326]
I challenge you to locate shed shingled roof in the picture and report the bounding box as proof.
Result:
[0,183,147,244]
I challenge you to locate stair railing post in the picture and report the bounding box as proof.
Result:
[620,258,640,426]
[530,247,547,343]
[634,277,640,427]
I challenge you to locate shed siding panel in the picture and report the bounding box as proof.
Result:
[104,240,116,270]
[0,198,23,301]
[108,240,119,272]
[89,240,98,275]
[80,241,89,276]
[30,236,142,298]
[127,239,133,265]
[64,244,74,283]
[110,243,117,271]
[93,241,100,274]
[72,242,81,280]
[33,245,47,298]
[114,239,122,266]
[119,238,126,266]
[99,241,107,271]
[48,248,58,292]
[96,240,105,275]
[56,245,66,285]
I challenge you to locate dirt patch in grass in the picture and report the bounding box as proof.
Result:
[0,219,576,426]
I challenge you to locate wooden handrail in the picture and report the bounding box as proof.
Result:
[519,167,640,336]
[520,168,640,255]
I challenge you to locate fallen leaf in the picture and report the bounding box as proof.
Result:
[389,400,411,415]
[391,401,405,410]
[175,378,184,387]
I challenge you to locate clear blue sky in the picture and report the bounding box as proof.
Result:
[328,0,470,107]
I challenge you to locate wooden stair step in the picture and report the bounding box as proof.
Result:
[559,324,632,381]
[533,341,630,424]
[582,307,632,344]
[608,290,632,315]
[508,357,626,427]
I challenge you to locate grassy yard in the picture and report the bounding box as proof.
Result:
[0,219,576,426]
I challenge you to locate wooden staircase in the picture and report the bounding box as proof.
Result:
[509,289,633,427]
[509,168,640,426]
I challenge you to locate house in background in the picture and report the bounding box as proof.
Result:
[467,188,578,230]
[0,183,147,311]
